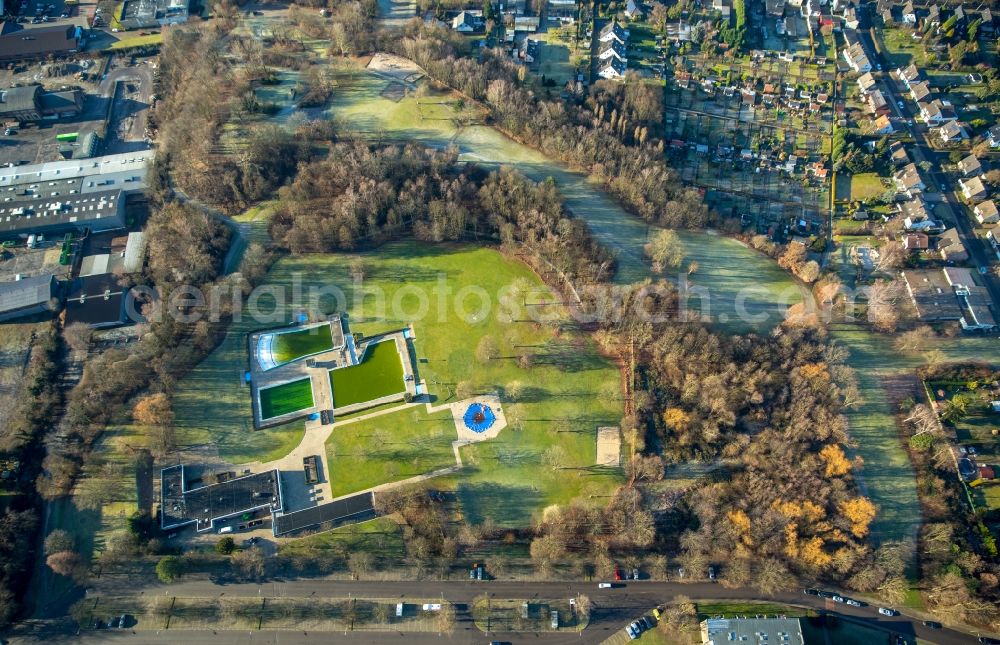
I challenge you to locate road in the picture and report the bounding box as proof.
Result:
[863,29,1000,310]
[8,578,987,645]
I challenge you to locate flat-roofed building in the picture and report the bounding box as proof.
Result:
[943,267,997,331]
[0,189,125,240]
[160,465,284,533]
[700,617,804,645]
[902,269,964,321]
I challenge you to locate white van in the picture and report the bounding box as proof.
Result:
[218,526,233,534]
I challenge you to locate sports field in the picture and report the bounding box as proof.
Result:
[271,324,334,364]
[259,378,314,419]
[329,340,404,408]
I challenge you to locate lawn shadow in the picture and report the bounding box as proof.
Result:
[457,482,544,526]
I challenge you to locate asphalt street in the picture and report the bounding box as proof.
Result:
[10,578,986,645]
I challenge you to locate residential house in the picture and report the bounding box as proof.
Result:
[974,200,999,225]
[936,120,968,144]
[943,266,996,331]
[925,3,940,28]
[987,125,1000,148]
[599,20,629,44]
[626,0,645,19]
[784,16,798,36]
[908,80,931,102]
[857,71,877,94]
[957,154,982,177]
[899,195,932,223]
[598,58,626,80]
[881,7,894,24]
[665,20,691,41]
[919,98,957,124]
[936,228,969,262]
[866,89,890,115]
[959,176,988,201]
[513,15,540,30]
[901,0,916,24]
[902,232,930,250]
[951,4,966,26]
[598,38,627,63]
[843,41,872,72]
[889,140,910,166]
[521,38,540,63]
[843,6,860,28]
[452,10,480,31]
[547,0,577,22]
[981,7,995,33]
[766,0,786,16]
[873,114,894,134]
[896,63,921,87]
[894,163,926,193]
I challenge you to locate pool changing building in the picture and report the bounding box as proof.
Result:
[160,465,284,533]
[700,617,804,644]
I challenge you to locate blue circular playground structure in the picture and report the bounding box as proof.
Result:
[463,402,496,433]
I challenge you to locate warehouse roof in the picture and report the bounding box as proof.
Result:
[0,151,154,189]
[0,85,41,113]
[0,274,55,315]
[0,22,78,60]
[0,188,123,236]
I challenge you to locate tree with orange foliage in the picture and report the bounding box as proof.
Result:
[820,444,852,477]
[839,497,877,538]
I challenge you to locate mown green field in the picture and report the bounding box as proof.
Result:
[330,340,404,408]
[326,407,456,496]
[259,378,314,419]
[316,241,625,524]
[272,324,334,364]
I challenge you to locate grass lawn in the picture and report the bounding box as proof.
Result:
[330,340,404,408]
[259,378,314,419]
[850,173,886,202]
[695,601,812,619]
[104,32,163,51]
[278,516,406,562]
[271,324,334,364]
[316,241,624,525]
[326,407,456,496]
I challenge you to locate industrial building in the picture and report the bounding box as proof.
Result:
[0,22,82,64]
[0,189,126,240]
[0,84,83,123]
[64,273,130,328]
[0,274,57,322]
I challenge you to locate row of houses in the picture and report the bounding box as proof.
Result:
[598,21,628,80]
[883,0,996,34]
[903,267,996,330]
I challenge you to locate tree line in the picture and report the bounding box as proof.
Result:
[269,141,616,285]
[389,22,714,230]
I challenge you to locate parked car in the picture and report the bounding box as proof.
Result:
[878,607,897,616]
[832,595,845,603]
[625,624,638,640]
[804,588,820,596]
[598,582,612,589]
[614,566,623,581]
[708,566,717,581]
[632,568,639,580]
[845,599,862,607]
[923,621,942,629]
